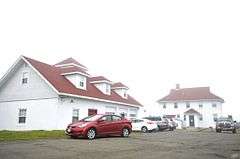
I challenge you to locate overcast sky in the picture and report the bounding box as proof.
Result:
[0,0,240,120]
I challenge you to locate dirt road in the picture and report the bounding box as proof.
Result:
[0,130,239,159]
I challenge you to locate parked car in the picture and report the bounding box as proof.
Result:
[216,117,237,133]
[65,114,132,139]
[143,116,169,131]
[162,117,178,131]
[131,118,158,133]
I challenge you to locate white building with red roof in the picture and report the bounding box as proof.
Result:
[0,56,142,130]
[157,84,224,128]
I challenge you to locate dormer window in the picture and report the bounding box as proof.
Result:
[79,81,84,88]
[111,82,129,99]
[89,76,112,95]
[106,84,110,94]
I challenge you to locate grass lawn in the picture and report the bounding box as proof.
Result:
[0,130,67,141]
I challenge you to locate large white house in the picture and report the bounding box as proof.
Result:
[0,56,142,130]
[157,84,224,128]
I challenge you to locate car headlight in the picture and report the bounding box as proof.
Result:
[78,123,88,128]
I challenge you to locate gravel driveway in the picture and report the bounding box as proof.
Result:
[0,130,239,159]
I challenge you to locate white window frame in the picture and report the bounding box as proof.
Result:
[72,109,79,122]
[22,72,29,84]
[18,108,27,124]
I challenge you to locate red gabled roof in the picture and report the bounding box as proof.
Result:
[158,87,224,102]
[23,56,142,107]
[89,76,111,83]
[58,66,90,76]
[55,57,87,69]
[112,82,129,89]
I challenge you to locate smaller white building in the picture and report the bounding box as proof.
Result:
[157,84,224,128]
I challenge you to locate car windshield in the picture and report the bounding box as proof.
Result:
[82,115,103,122]
[217,118,232,122]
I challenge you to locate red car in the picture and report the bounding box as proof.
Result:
[65,114,132,139]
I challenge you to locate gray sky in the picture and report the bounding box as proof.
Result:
[0,0,240,120]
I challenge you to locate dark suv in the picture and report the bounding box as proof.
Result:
[216,117,237,134]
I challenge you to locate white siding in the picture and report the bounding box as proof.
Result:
[159,101,223,128]
[55,97,139,130]
[0,61,58,101]
[0,98,59,130]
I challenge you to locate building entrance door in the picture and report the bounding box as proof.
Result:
[189,115,195,127]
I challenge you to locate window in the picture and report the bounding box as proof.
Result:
[186,102,190,108]
[199,104,203,108]
[177,114,180,118]
[174,103,178,109]
[120,112,127,118]
[22,72,29,84]
[18,109,27,124]
[184,115,186,121]
[213,114,218,122]
[79,81,84,87]
[163,103,166,109]
[212,103,217,108]
[199,115,203,121]
[105,112,115,115]
[106,84,110,94]
[100,115,112,122]
[129,114,136,117]
[72,109,79,122]
[88,109,97,116]
[112,115,122,121]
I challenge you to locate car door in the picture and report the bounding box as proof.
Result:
[132,119,142,131]
[97,115,113,135]
[111,115,123,133]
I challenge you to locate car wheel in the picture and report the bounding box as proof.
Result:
[232,129,237,134]
[122,128,130,137]
[141,126,148,133]
[87,128,96,140]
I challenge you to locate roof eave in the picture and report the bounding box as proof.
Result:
[158,98,224,103]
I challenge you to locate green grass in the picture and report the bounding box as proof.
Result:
[0,130,67,142]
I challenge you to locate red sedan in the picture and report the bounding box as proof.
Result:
[65,114,132,139]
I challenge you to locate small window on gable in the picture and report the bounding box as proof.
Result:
[199,104,203,108]
[18,109,27,124]
[186,102,190,108]
[22,72,29,84]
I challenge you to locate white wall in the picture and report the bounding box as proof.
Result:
[94,83,111,95]
[0,60,58,101]
[158,100,223,128]
[64,74,87,90]
[0,98,59,130]
[56,97,139,129]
